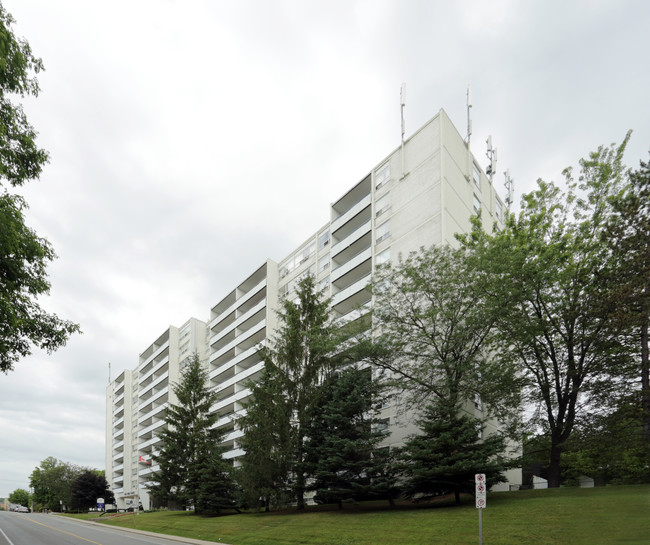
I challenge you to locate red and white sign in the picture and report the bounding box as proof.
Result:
[475,473,486,509]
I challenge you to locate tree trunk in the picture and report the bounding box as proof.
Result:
[641,317,650,442]
[454,488,460,505]
[295,472,305,510]
[547,440,563,488]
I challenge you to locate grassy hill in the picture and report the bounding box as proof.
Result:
[76,485,650,545]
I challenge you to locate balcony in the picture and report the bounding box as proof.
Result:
[331,194,371,234]
[213,361,264,394]
[223,448,245,460]
[209,276,267,330]
[331,247,372,283]
[331,220,371,258]
[137,418,166,438]
[210,343,260,379]
[211,320,266,361]
[210,299,266,346]
[139,402,168,423]
[212,387,252,413]
[332,273,371,306]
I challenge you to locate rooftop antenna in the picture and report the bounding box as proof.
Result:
[108,361,111,385]
[400,82,406,177]
[485,135,497,183]
[504,169,514,209]
[466,84,473,145]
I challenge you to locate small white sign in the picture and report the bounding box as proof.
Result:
[475,473,486,509]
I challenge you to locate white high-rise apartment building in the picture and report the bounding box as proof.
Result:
[106,318,207,509]
[106,109,518,509]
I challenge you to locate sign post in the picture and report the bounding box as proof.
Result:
[475,473,486,545]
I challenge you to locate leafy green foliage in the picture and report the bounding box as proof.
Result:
[0,3,79,372]
[604,154,650,440]
[397,405,507,504]
[305,366,397,507]
[70,470,114,511]
[460,134,634,487]
[150,354,237,514]
[363,244,520,426]
[30,457,81,511]
[8,488,29,507]
[562,393,650,485]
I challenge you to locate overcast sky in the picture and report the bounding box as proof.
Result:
[1,0,649,497]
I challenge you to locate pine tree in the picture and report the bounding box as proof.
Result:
[305,366,397,508]
[237,363,293,511]
[398,405,507,505]
[150,354,237,513]
[246,274,340,509]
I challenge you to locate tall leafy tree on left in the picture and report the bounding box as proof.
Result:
[0,3,80,372]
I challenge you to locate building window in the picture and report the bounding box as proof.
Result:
[318,230,330,250]
[473,194,481,213]
[472,162,481,191]
[280,241,317,278]
[376,220,391,244]
[375,161,390,191]
[375,193,391,218]
[376,247,391,267]
[317,276,329,292]
[318,254,330,273]
[495,198,503,220]
[376,417,390,434]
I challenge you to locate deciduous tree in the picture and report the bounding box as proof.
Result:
[29,457,80,511]
[0,3,80,373]
[604,154,650,441]
[8,488,29,508]
[70,470,114,512]
[362,244,520,427]
[462,135,632,487]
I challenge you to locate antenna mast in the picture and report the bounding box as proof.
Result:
[400,82,406,177]
[466,85,472,145]
[485,135,497,183]
[504,169,514,209]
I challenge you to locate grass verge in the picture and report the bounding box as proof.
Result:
[66,485,650,545]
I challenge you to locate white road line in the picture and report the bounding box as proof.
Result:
[0,527,16,545]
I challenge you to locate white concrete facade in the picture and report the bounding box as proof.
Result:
[106,109,520,504]
[106,317,207,510]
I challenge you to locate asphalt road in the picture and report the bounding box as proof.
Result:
[0,511,226,545]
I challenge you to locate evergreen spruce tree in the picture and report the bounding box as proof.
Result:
[305,366,397,508]
[150,354,236,514]
[237,363,293,511]
[244,274,340,509]
[398,405,507,505]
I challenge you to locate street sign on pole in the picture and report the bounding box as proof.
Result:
[475,474,486,545]
[475,473,486,508]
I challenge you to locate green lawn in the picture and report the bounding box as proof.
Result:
[71,485,650,545]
